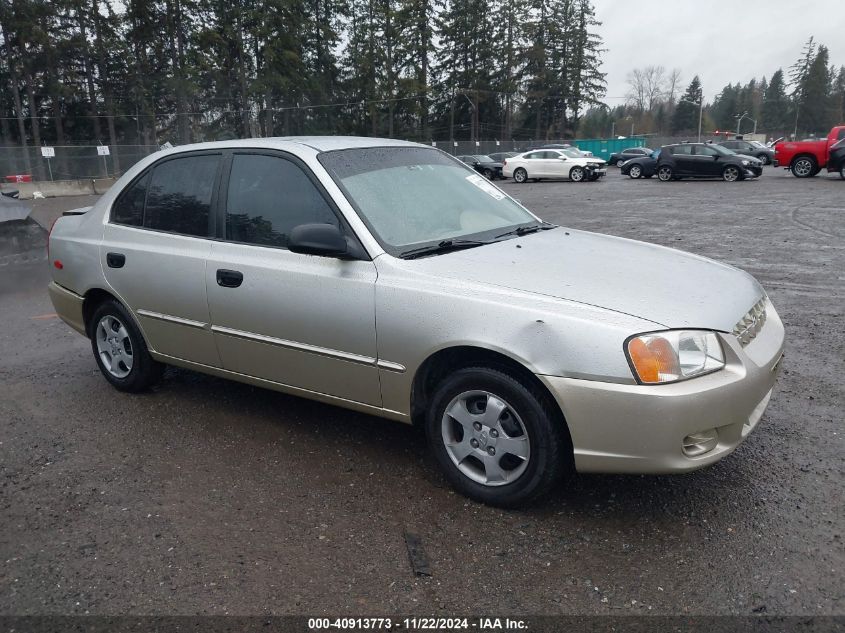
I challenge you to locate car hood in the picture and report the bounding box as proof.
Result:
[407,228,764,330]
[735,153,762,163]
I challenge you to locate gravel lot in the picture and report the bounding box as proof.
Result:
[1,168,843,619]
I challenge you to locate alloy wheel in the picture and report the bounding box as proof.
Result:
[793,158,813,177]
[95,315,134,378]
[658,166,672,181]
[723,166,740,182]
[570,167,584,182]
[514,168,527,183]
[441,390,530,486]
[629,165,642,179]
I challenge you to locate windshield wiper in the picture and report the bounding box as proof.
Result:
[494,222,557,240]
[399,239,491,259]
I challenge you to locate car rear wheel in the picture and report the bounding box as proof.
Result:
[628,164,642,179]
[569,166,585,182]
[426,366,570,507]
[513,168,528,184]
[722,165,741,182]
[657,165,673,181]
[791,157,816,178]
[90,299,163,392]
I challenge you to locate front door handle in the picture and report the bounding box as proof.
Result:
[216,269,243,288]
[106,252,125,268]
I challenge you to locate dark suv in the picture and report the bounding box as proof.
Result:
[656,143,763,182]
[717,139,774,165]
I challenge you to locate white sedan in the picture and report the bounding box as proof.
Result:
[503,148,607,183]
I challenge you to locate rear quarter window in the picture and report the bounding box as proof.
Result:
[112,172,150,226]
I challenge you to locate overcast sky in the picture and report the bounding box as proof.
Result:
[593,1,845,106]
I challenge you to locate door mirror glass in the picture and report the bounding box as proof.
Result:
[288,223,348,257]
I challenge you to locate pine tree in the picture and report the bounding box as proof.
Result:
[671,76,702,134]
[762,69,790,135]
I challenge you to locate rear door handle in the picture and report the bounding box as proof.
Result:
[106,252,125,268]
[216,269,243,288]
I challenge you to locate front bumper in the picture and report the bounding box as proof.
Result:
[539,298,785,474]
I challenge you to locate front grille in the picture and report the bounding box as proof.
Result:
[733,296,767,346]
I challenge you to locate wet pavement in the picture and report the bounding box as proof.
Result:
[0,171,842,617]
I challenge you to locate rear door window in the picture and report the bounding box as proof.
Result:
[673,145,693,155]
[224,153,339,249]
[144,154,221,237]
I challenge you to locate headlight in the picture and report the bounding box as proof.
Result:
[626,330,725,384]
[741,159,750,166]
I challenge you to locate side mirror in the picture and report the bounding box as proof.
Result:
[288,223,348,257]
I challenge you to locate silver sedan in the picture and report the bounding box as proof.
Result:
[47,137,785,506]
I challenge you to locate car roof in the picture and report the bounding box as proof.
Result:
[161,136,424,154]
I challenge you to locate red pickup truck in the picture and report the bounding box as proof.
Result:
[774,125,845,177]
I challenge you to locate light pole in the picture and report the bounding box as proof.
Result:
[680,98,703,142]
[736,111,757,136]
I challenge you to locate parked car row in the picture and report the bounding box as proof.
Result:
[458,147,608,183]
[620,143,763,182]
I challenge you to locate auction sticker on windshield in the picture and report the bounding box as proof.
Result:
[466,174,505,200]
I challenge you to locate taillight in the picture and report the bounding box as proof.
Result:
[503,159,508,166]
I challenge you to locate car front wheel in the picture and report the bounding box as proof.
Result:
[628,164,642,179]
[657,165,673,181]
[840,164,845,180]
[722,165,741,182]
[513,168,528,184]
[426,367,570,507]
[482,168,494,180]
[89,299,164,392]
[569,166,585,182]
[758,154,770,165]
[791,157,816,178]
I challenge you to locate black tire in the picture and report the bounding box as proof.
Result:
[608,157,617,166]
[791,156,816,178]
[425,366,571,507]
[757,153,770,165]
[657,165,673,182]
[628,164,642,179]
[569,166,585,182]
[482,168,494,180]
[840,164,845,180]
[513,167,528,184]
[89,299,164,392]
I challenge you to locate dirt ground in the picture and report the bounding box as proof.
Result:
[1,167,842,619]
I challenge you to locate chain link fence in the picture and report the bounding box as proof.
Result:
[1,145,160,184]
[2,136,663,185]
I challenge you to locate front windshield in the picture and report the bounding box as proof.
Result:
[319,147,538,254]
